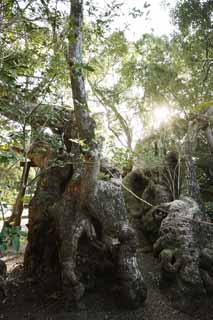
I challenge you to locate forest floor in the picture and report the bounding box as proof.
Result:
[1,245,213,320]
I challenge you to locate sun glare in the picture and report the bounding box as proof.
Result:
[153,106,171,129]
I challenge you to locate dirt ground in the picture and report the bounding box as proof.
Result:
[1,247,213,320]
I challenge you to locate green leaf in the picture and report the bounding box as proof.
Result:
[0,243,7,252]
[83,64,95,72]
[20,231,27,237]
[1,226,8,238]
[14,226,21,232]
[11,235,20,252]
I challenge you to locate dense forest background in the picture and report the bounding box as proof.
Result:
[0,0,212,206]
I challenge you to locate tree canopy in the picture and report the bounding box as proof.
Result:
[0,0,212,200]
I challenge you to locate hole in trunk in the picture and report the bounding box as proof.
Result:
[171,255,176,265]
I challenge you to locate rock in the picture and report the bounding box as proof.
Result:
[141,203,170,244]
[100,158,121,179]
[123,167,172,220]
[117,224,147,307]
[200,248,213,294]
[123,169,150,218]
[153,197,213,311]
[90,181,147,307]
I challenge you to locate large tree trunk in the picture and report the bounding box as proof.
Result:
[23,0,147,309]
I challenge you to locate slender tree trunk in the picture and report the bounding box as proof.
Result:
[8,161,31,226]
[68,0,100,208]
[69,0,95,144]
[91,85,133,150]
[184,121,201,204]
[205,126,213,154]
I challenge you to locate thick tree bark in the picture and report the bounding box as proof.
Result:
[23,0,147,309]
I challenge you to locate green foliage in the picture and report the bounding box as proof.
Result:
[172,0,212,35]
[21,194,32,206]
[0,0,212,215]
[0,224,27,254]
[0,163,23,206]
[191,101,213,114]
[111,147,133,172]
[0,144,22,164]
[98,172,111,181]
[170,0,213,110]
[0,150,19,164]
[89,15,212,149]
